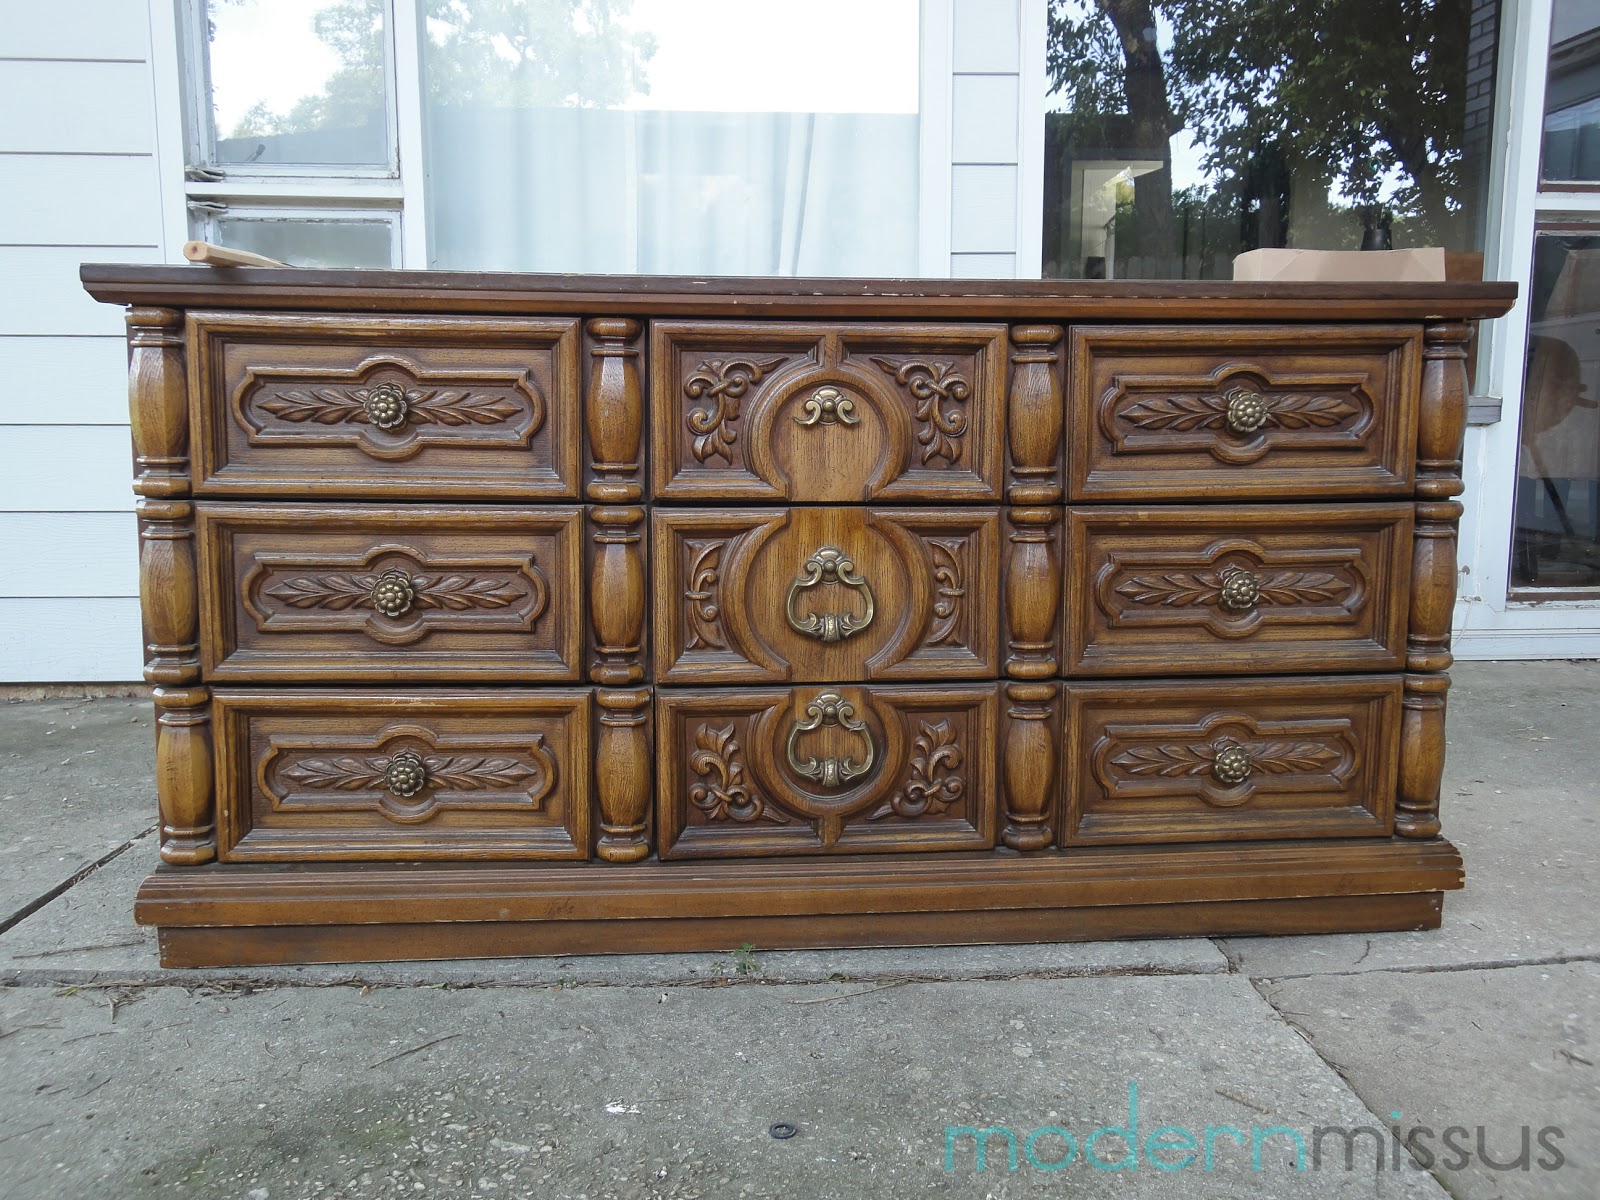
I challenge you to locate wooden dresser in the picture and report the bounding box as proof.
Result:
[80,266,1515,967]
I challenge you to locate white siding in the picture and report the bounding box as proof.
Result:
[1,3,169,681]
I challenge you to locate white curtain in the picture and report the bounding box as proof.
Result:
[425,105,920,276]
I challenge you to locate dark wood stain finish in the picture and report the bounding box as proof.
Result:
[88,264,1513,965]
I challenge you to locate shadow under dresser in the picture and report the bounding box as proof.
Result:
[78,266,1516,967]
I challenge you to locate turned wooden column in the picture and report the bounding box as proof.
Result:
[128,307,215,864]
[586,318,653,859]
[1002,681,1059,850]
[1007,325,1064,505]
[1397,321,1471,839]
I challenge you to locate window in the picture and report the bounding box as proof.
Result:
[1039,0,1501,279]
[180,0,922,276]
[1511,0,1600,594]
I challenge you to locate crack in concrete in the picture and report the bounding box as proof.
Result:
[0,824,158,937]
[1248,950,1600,984]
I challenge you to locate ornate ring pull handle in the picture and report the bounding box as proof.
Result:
[369,569,416,618]
[1211,743,1253,786]
[1217,565,1261,613]
[794,385,859,427]
[1225,390,1269,435]
[786,692,875,789]
[383,750,429,797]
[786,546,875,643]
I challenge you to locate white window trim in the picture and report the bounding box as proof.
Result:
[1456,0,1600,659]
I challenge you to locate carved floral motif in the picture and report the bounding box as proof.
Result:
[257,385,523,427]
[870,357,971,465]
[1112,569,1349,609]
[1118,391,1359,434]
[264,571,527,614]
[684,356,787,464]
[868,720,966,820]
[683,540,728,651]
[688,724,789,824]
[1109,739,1340,780]
[281,752,543,792]
[926,539,966,646]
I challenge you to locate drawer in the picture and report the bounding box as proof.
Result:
[1069,324,1421,499]
[653,507,1001,683]
[657,684,997,858]
[197,503,584,681]
[1064,675,1400,844]
[1066,503,1412,676]
[189,311,582,498]
[650,321,1006,501]
[213,689,591,861]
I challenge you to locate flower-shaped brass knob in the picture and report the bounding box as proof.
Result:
[1225,390,1269,435]
[1212,744,1253,786]
[369,569,416,618]
[363,382,410,430]
[383,750,428,797]
[1218,565,1261,613]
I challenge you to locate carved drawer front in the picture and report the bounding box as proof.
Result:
[650,321,1006,501]
[1069,324,1422,499]
[653,507,1001,684]
[197,503,584,681]
[213,689,590,861]
[1064,675,1400,844]
[1066,502,1412,677]
[189,311,581,498]
[657,684,997,858]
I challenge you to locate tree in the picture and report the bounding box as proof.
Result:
[1047,0,1475,252]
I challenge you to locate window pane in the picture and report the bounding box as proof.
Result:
[1542,0,1600,183]
[209,215,395,268]
[1512,232,1600,592]
[1042,0,1500,279]
[202,0,390,168]
[421,0,920,275]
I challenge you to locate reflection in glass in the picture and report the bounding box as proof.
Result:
[212,216,394,268]
[1513,234,1600,591]
[1043,0,1499,279]
[1542,0,1600,182]
[203,0,390,167]
[420,0,921,275]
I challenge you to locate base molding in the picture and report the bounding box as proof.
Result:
[138,839,1463,968]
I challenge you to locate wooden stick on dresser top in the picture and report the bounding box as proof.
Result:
[181,240,292,269]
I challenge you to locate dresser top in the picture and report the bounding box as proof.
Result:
[82,264,1516,322]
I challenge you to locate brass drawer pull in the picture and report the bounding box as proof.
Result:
[786,692,875,788]
[1225,390,1269,434]
[794,385,858,427]
[363,381,410,429]
[1217,565,1261,612]
[383,750,429,797]
[369,569,417,618]
[1211,743,1253,786]
[786,546,875,643]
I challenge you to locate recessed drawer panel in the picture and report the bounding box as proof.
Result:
[653,507,1001,684]
[214,689,591,861]
[198,503,584,681]
[657,684,998,859]
[1066,503,1412,676]
[650,321,1006,501]
[1064,675,1400,844]
[1069,324,1421,499]
[189,311,582,498]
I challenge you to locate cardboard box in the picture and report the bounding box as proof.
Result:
[1232,247,1448,282]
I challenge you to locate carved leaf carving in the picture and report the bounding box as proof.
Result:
[683,540,728,651]
[688,724,789,824]
[263,572,526,612]
[1110,739,1341,778]
[257,386,521,426]
[1118,392,1359,432]
[281,754,540,791]
[926,539,966,646]
[870,357,971,465]
[867,720,965,820]
[1113,569,1349,608]
[684,356,787,464]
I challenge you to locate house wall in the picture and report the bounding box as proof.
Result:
[0,0,177,681]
